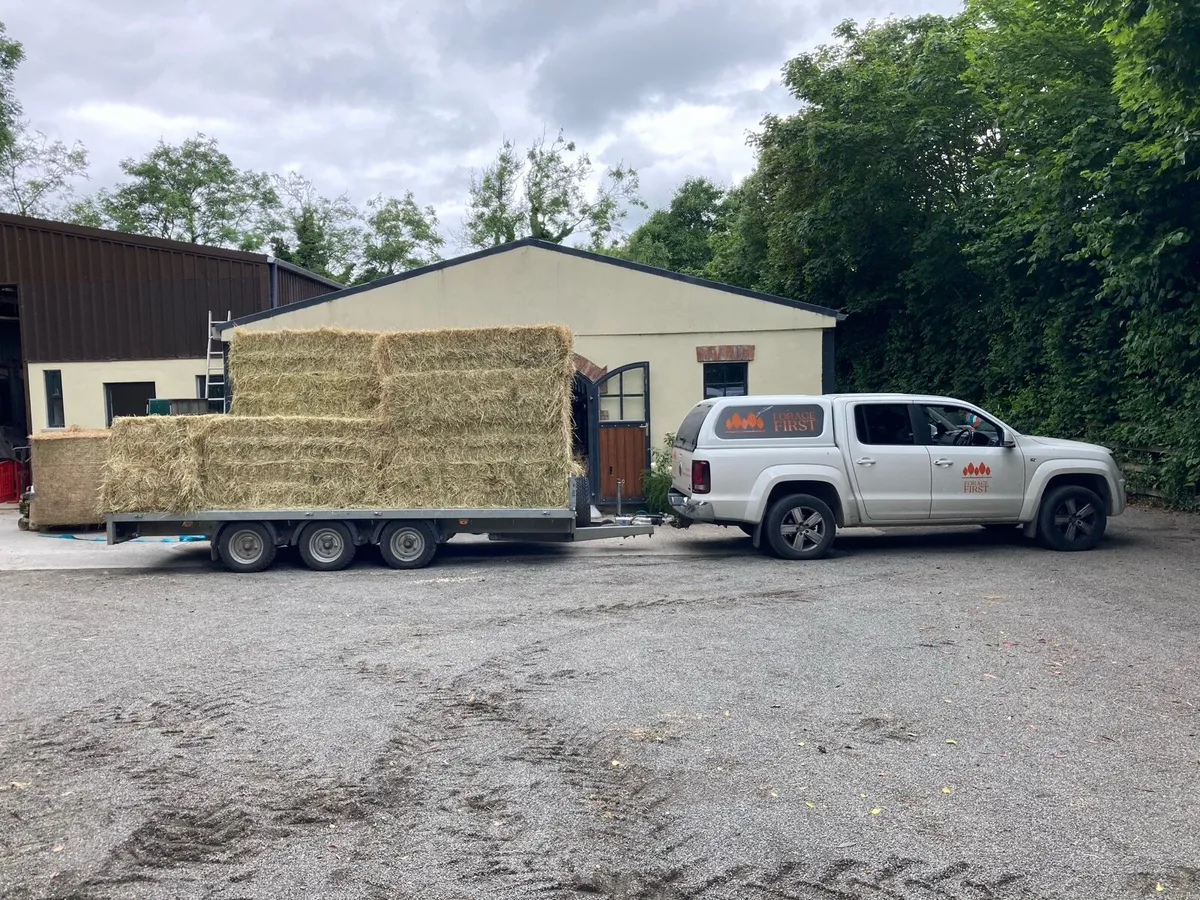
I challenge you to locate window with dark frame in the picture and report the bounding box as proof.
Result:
[44,369,65,428]
[703,362,747,399]
[104,382,156,427]
[854,403,916,446]
[598,368,647,423]
[197,375,226,401]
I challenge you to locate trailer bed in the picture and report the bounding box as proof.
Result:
[106,504,652,572]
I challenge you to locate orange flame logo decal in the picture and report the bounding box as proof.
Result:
[725,411,765,432]
[962,462,992,477]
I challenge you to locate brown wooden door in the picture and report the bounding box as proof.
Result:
[599,425,647,500]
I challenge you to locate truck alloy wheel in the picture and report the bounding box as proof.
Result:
[380,521,439,570]
[1038,485,1106,552]
[298,522,356,571]
[217,522,277,573]
[764,493,836,561]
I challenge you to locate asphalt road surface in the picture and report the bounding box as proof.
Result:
[1,509,1198,899]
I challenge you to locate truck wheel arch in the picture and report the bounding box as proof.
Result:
[761,479,846,527]
[1022,463,1115,523]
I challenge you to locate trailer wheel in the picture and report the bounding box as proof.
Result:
[217,522,276,573]
[380,521,438,570]
[573,476,592,528]
[297,521,356,571]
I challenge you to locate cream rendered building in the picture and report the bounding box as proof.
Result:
[218,240,841,502]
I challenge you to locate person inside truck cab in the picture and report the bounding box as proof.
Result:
[926,407,998,447]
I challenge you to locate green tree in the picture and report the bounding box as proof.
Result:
[464,130,643,248]
[737,16,992,396]
[268,171,360,281]
[621,177,726,275]
[358,192,444,283]
[0,22,89,218]
[0,21,21,156]
[0,130,88,217]
[71,134,276,250]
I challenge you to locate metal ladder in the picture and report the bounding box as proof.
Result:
[204,310,230,409]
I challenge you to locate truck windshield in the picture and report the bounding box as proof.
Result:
[674,404,712,452]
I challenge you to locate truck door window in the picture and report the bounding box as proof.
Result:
[920,404,1002,447]
[854,404,916,445]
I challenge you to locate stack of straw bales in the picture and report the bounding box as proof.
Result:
[29,427,110,527]
[102,324,576,513]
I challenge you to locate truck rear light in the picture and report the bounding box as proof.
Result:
[692,460,711,494]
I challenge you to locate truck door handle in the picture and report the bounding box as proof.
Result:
[933,458,953,467]
[855,457,877,466]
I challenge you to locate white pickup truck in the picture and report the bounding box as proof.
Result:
[668,393,1126,560]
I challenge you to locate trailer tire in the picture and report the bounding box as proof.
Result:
[380,521,438,570]
[573,476,592,528]
[217,522,276,573]
[297,521,356,571]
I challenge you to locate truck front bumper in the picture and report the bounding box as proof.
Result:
[668,490,715,523]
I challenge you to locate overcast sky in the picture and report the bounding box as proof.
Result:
[7,0,964,242]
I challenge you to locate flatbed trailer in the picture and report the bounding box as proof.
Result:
[105,481,653,573]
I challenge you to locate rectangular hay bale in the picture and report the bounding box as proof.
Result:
[376,460,574,509]
[377,369,573,434]
[102,417,203,514]
[199,416,380,509]
[29,428,110,527]
[227,327,380,418]
[373,325,574,376]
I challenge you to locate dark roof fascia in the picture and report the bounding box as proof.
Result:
[219,237,844,333]
[269,257,344,289]
[0,211,268,263]
[537,239,846,321]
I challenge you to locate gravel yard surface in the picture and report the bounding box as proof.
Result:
[1,508,1198,899]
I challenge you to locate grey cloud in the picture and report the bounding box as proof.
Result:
[529,0,811,136]
[430,0,651,67]
[2,0,970,240]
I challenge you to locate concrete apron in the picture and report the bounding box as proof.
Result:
[0,510,209,572]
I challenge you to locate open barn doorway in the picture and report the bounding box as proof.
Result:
[0,285,27,462]
[571,372,592,476]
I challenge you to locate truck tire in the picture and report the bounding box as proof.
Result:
[763,494,836,561]
[380,521,439,570]
[217,522,276,573]
[1037,484,1106,551]
[573,476,592,528]
[297,521,356,571]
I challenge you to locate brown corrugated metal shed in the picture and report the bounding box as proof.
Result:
[273,259,342,309]
[0,212,339,363]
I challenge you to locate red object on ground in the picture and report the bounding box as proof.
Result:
[0,460,18,503]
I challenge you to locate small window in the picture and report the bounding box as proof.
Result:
[44,369,65,428]
[854,403,916,446]
[197,375,225,401]
[674,404,713,452]
[703,362,747,399]
[104,381,156,426]
[598,368,647,423]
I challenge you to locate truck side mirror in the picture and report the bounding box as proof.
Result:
[1002,435,1017,449]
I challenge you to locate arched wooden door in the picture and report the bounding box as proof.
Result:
[592,362,650,503]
